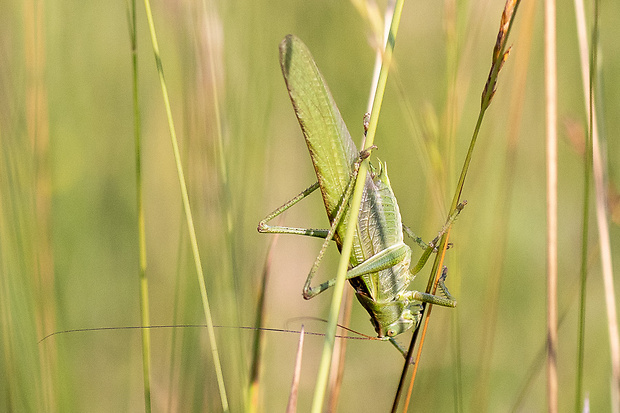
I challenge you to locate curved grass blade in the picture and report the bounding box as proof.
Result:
[278,6,408,405]
[287,1,406,410]
[141,0,229,410]
[395,0,523,410]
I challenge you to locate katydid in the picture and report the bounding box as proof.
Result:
[258,35,463,353]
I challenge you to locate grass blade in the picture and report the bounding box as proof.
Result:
[470,0,536,408]
[125,0,152,410]
[141,1,229,410]
[544,0,558,408]
[396,2,522,409]
[286,325,306,413]
[310,1,405,411]
[575,0,596,406]
[247,233,279,412]
[573,0,620,407]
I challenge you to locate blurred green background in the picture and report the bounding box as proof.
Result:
[2,0,620,411]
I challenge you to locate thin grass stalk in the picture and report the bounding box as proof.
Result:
[395,2,521,408]
[166,223,188,413]
[326,291,353,413]
[510,306,572,411]
[1,63,46,411]
[591,18,620,413]
[451,302,463,413]
[350,0,383,44]
[544,0,558,408]
[573,0,593,408]
[247,233,279,413]
[324,4,395,410]
[165,67,201,411]
[286,326,306,413]
[401,236,450,412]
[199,1,247,394]
[593,94,620,412]
[592,63,620,413]
[0,136,20,410]
[125,1,152,411]
[574,0,620,406]
[574,77,591,413]
[442,0,458,222]
[141,1,229,410]
[507,244,611,410]
[310,1,405,411]
[442,5,463,409]
[24,0,57,409]
[362,0,395,134]
[470,0,536,409]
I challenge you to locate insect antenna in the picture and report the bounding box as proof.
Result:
[38,323,377,344]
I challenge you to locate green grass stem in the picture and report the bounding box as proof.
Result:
[125,0,152,410]
[395,0,522,409]
[141,1,229,410]
[579,0,620,405]
[201,2,248,404]
[310,1,405,411]
[247,233,279,413]
[470,1,536,408]
[573,0,596,409]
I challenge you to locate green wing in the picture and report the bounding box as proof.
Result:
[279,35,359,222]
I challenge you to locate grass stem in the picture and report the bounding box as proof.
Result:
[141,1,229,410]
[125,0,152,410]
[544,0,558,409]
[310,1,405,411]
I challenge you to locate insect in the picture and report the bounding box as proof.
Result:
[258,35,463,354]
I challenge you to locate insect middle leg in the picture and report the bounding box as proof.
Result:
[300,201,466,301]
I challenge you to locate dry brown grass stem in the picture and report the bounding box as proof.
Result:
[326,290,353,412]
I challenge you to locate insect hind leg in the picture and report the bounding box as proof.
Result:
[302,146,377,299]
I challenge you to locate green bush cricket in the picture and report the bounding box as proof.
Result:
[258,35,464,355]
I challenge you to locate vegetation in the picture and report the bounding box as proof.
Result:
[2,0,619,411]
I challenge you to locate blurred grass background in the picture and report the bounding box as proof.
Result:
[2,0,620,411]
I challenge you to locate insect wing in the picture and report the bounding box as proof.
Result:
[279,35,358,222]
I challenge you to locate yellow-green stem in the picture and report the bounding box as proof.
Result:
[401,1,522,408]
[141,1,229,410]
[126,0,152,410]
[310,1,405,411]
